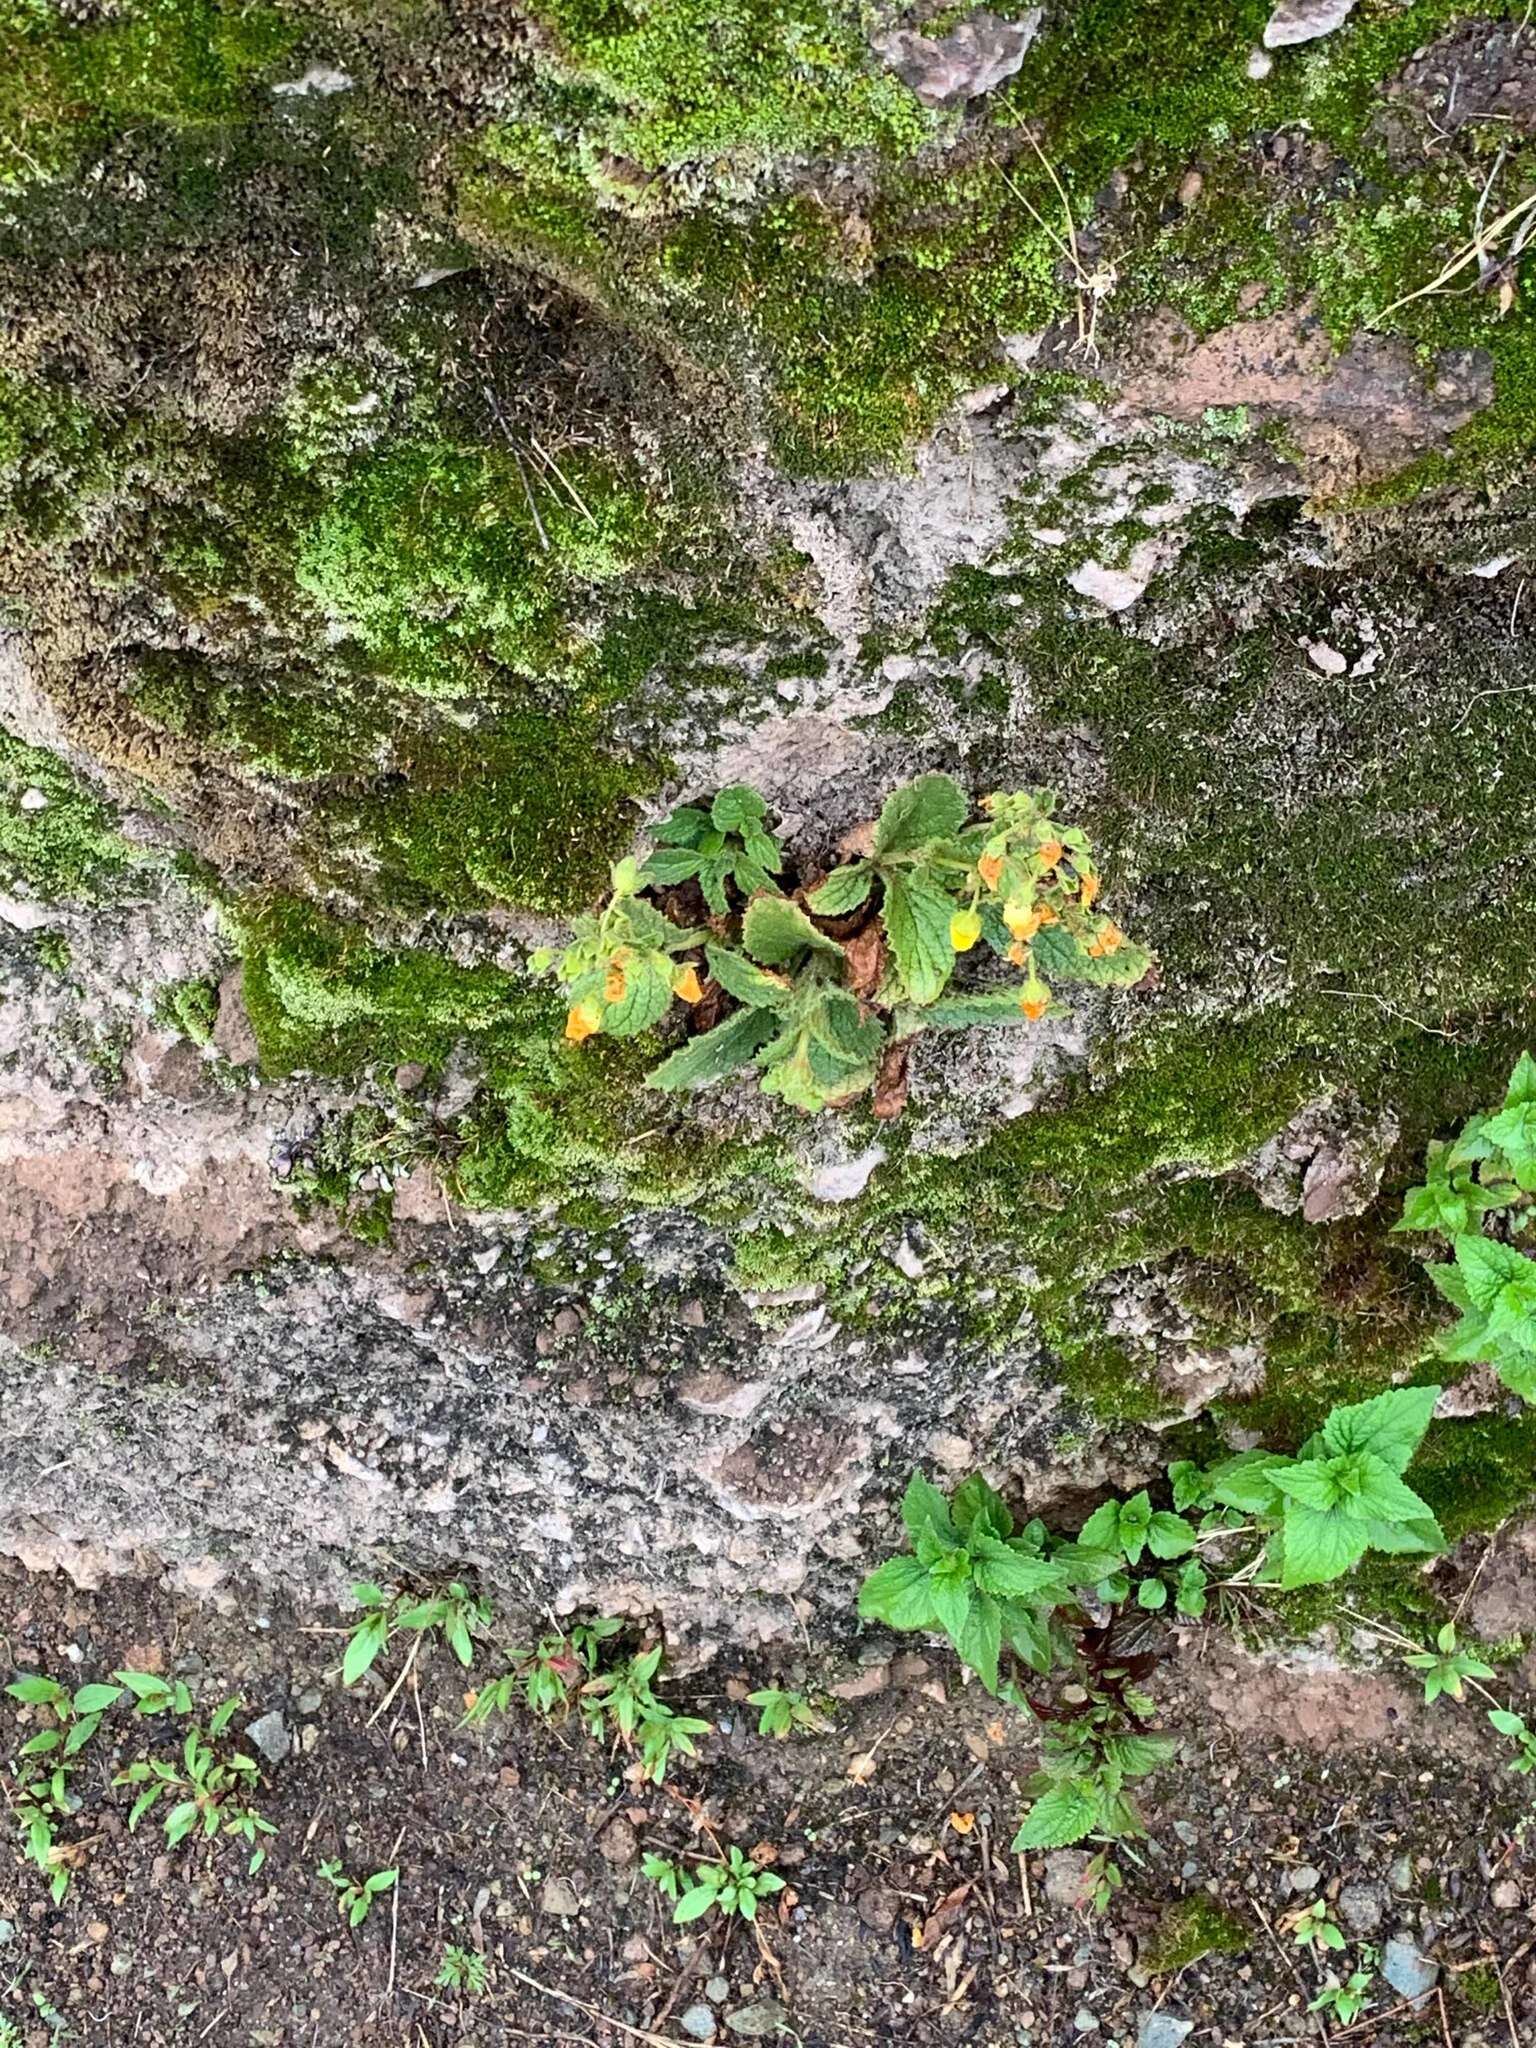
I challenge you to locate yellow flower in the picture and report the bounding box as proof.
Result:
[673,963,704,1004]
[1003,899,1043,942]
[1007,940,1030,967]
[949,908,981,951]
[565,1001,603,1043]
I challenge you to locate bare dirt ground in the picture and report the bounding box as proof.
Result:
[2,1555,1534,2048]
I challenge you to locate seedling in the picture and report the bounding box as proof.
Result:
[318,1858,398,1927]
[1489,1706,1536,1774]
[462,1617,622,1726]
[112,1670,194,1717]
[436,1944,490,1996]
[542,777,1150,1115]
[645,1845,785,1924]
[342,1580,492,1687]
[1288,1898,1346,1953]
[1309,1969,1374,2024]
[5,1675,124,1762]
[746,1686,829,1739]
[1397,1053,1536,1403]
[116,1700,275,1873]
[1405,1622,1495,1705]
[580,1645,710,1785]
[5,1672,126,1902]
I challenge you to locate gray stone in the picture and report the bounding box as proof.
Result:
[1388,1856,1415,1895]
[1263,0,1356,47]
[0,1919,14,1944]
[1044,1850,1092,1908]
[1381,1937,1439,2005]
[1338,1881,1386,1935]
[539,1875,581,1918]
[872,9,1042,106]
[725,2004,788,2038]
[680,2006,717,2042]
[1287,1864,1322,1894]
[244,1711,289,1765]
[705,1977,730,2004]
[294,1688,323,1716]
[1073,2011,1100,2035]
[1138,2016,1194,2048]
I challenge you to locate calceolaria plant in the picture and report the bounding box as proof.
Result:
[536,775,1151,1115]
[859,1387,1444,1862]
[1396,1053,1536,1402]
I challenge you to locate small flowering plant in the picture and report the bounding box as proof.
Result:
[533,775,1151,1114]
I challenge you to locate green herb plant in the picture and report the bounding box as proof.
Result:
[436,1944,491,1996]
[859,1387,1445,1874]
[1289,1897,1347,1953]
[746,1686,830,1740]
[643,1844,785,1924]
[318,1858,398,1926]
[580,1643,711,1785]
[1310,1965,1375,2023]
[540,776,1151,1114]
[342,1580,492,1687]
[462,1617,623,1725]
[4,1673,125,1904]
[116,1698,275,1872]
[1397,1053,1536,1402]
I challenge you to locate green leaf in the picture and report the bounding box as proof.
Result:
[1137,1576,1168,1610]
[1175,1560,1208,1617]
[742,894,844,966]
[952,1473,1013,1540]
[1032,923,1154,988]
[62,1714,102,1758]
[646,1007,775,1092]
[912,988,1034,1031]
[806,864,873,916]
[872,773,968,858]
[1204,1451,1289,1513]
[1278,1503,1371,1588]
[901,1470,955,1546]
[972,1544,1066,1605]
[857,1557,937,1631]
[709,784,767,833]
[6,1674,65,1705]
[704,944,791,1010]
[1146,1511,1196,1560]
[602,950,676,1037]
[1012,1781,1099,1851]
[1077,1500,1121,1552]
[1272,1461,1345,1511]
[343,1611,390,1687]
[1103,1732,1177,1777]
[640,846,704,886]
[164,1801,200,1847]
[1334,1453,1434,1526]
[1321,1385,1440,1473]
[929,1568,973,1645]
[71,1683,123,1715]
[673,1885,719,1924]
[954,1589,1003,1694]
[881,869,956,1005]
[367,1868,399,1893]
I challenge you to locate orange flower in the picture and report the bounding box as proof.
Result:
[977,851,1004,889]
[1019,991,1050,1021]
[1035,838,1064,869]
[1007,940,1030,967]
[565,1001,602,1043]
[1096,920,1124,956]
[1036,903,1059,926]
[673,963,704,1004]
[1003,899,1043,942]
[1079,872,1100,908]
[604,954,628,1002]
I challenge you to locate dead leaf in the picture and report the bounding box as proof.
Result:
[838,820,878,860]
[749,1840,780,1867]
[842,920,887,1000]
[918,1881,973,1949]
[872,1036,912,1121]
[847,1752,879,1784]
[986,1721,1007,1746]
[949,1811,975,1835]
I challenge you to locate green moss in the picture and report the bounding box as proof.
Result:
[1140,1894,1251,1973]
[1457,1966,1503,2013]
[0,0,292,189]
[0,730,138,900]
[154,975,219,1047]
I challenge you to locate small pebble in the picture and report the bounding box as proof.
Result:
[680,2005,717,2042]
[1073,2011,1100,2035]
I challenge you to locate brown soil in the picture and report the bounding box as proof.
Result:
[2,1561,1533,2048]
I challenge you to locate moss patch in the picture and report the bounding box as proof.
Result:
[0,729,139,901]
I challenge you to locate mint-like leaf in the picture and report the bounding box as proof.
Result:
[872,773,968,858]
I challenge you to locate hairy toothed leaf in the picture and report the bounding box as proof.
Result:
[1146,1511,1196,1559]
[806,863,873,915]
[858,1556,938,1630]
[901,1470,955,1546]
[906,988,1036,1031]
[971,1540,1068,1605]
[872,772,968,857]
[1321,1384,1440,1472]
[639,846,704,886]
[952,1472,1013,1540]
[881,869,957,1005]
[1277,1503,1372,1588]
[954,1589,1003,1694]
[1012,1781,1099,1851]
[646,1007,775,1091]
[1032,923,1154,987]
[742,894,844,966]
[602,950,676,1037]
[709,784,768,833]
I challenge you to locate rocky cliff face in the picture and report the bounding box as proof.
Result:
[2,0,1534,1649]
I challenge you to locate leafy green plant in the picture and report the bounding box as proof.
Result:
[436,1944,491,1996]
[860,1389,1445,1865]
[644,1844,785,1924]
[579,1644,710,1784]
[5,1673,125,1903]
[746,1686,829,1740]
[1289,1898,1346,1953]
[640,784,784,914]
[342,1580,492,1687]
[541,776,1150,1114]
[318,1858,398,1927]
[0,2012,20,2048]
[1310,1967,1374,2022]
[112,1669,194,1716]
[1404,1622,1496,1705]
[1398,1054,1536,1402]
[115,1700,275,1872]
[462,1617,622,1725]
[1489,1706,1536,1773]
